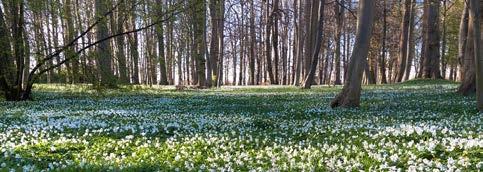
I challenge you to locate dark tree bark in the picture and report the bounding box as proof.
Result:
[422,0,442,79]
[468,0,482,111]
[272,0,280,84]
[95,0,117,88]
[116,0,129,84]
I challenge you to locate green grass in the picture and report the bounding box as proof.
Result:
[0,80,481,171]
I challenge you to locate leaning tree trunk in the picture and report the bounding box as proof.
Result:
[331,0,375,108]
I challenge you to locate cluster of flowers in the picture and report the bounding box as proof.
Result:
[0,82,481,171]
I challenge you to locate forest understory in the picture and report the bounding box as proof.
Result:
[0,80,481,171]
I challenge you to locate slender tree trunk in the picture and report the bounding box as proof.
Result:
[458,2,469,82]
[331,0,375,108]
[272,0,280,84]
[380,0,388,84]
[396,0,411,82]
[249,0,256,85]
[334,0,344,85]
[153,0,168,85]
[404,0,416,81]
[441,0,448,78]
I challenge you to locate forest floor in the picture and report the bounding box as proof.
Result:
[0,80,481,171]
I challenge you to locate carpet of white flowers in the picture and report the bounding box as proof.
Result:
[0,80,481,171]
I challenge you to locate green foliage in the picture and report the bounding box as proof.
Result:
[0,80,481,171]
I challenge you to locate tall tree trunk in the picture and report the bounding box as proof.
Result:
[249,0,256,85]
[95,0,116,87]
[458,2,469,82]
[216,0,225,87]
[396,0,411,82]
[441,0,448,78]
[380,0,388,84]
[422,0,442,79]
[458,1,474,95]
[209,0,223,87]
[294,0,303,86]
[0,3,17,100]
[265,0,276,84]
[193,0,207,87]
[404,0,416,81]
[115,0,128,84]
[64,0,79,84]
[155,0,168,85]
[334,0,344,85]
[272,0,280,84]
[302,0,325,89]
[331,0,375,108]
[469,0,482,111]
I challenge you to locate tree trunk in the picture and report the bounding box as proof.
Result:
[441,0,448,79]
[302,0,325,89]
[469,0,482,111]
[380,0,388,84]
[422,0,442,79]
[155,0,169,85]
[334,0,344,85]
[458,2,469,82]
[265,0,276,84]
[404,0,416,81]
[193,0,207,87]
[458,1,475,95]
[331,0,375,108]
[272,0,280,84]
[249,0,256,85]
[396,0,411,82]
